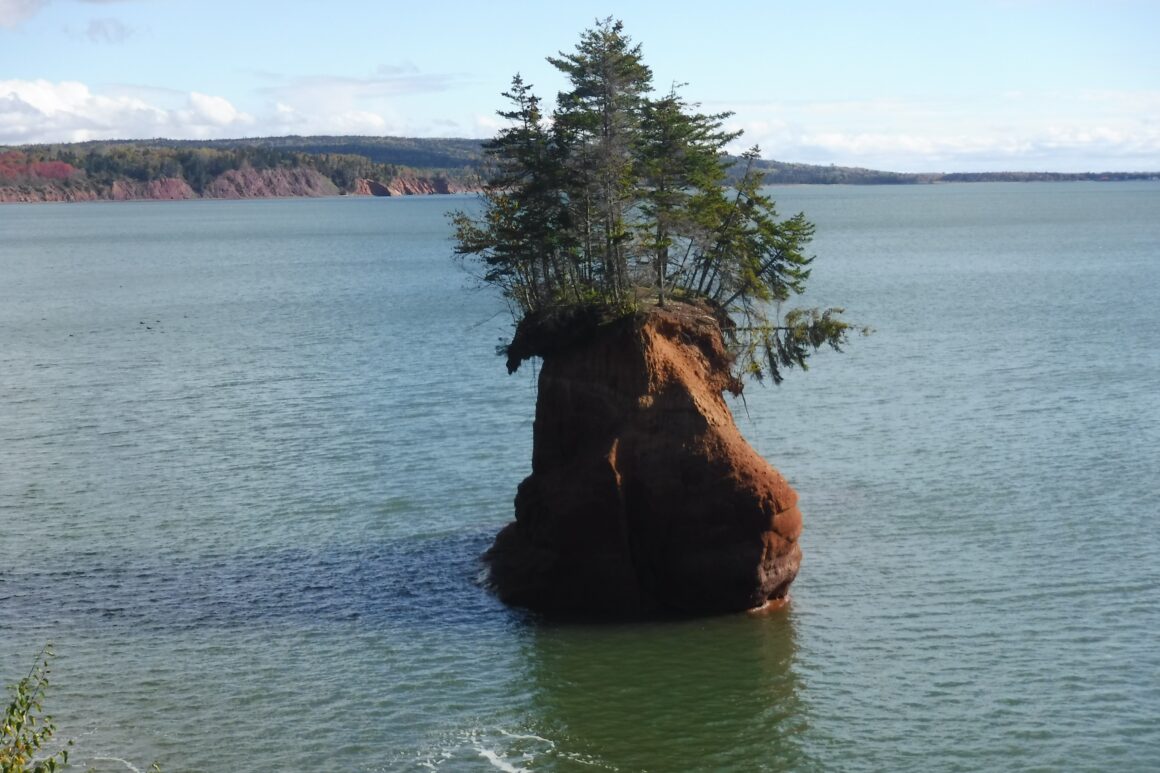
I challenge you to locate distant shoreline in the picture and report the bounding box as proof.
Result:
[2,134,1157,204]
[5,175,1160,205]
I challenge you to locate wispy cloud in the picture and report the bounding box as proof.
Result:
[0,0,49,28]
[0,0,134,28]
[719,91,1160,172]
[266,101,390,137]
[85,15,131,43]
[254,66,476,137]
[258,68,466,104]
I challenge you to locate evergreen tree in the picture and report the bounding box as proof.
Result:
[451,18,861,383]
[548,18,652,302]
[636,86,740,306]
[451,74,574,313]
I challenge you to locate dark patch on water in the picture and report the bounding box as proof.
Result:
[0,529,530,635]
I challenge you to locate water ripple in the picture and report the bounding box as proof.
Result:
[1,530,523,635]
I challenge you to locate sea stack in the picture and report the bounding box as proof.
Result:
[484,302,802,617]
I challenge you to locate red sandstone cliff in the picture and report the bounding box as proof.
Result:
[0,185,103,203]
[485,303,802,617]
[352,175,470,196]
[202,167,338,198]
[111,178,198,201]
[0,170,476,203]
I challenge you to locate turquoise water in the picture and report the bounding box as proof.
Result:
[1,184,1158,771]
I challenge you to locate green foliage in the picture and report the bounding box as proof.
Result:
[1,646,71,773]
[0,140,476,196]
[146,135,486,169]
[452,18,862,382]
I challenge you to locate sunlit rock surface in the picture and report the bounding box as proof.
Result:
[485,302,802,617]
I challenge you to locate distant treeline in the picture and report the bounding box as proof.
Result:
[0,137,485,197]
[932,170,1158,183]
[743,160,921,185]
[157,135,488,170]
[744,160,1158,185]
[1,135,1155,200]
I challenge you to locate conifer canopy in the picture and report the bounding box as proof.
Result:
[452,17,858,383]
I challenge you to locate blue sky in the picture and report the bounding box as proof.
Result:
[1,0,1157,172]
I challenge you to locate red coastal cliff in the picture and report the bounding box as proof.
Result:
[0,167,475,203]
[485,303,802,617]
[352,175,471,196]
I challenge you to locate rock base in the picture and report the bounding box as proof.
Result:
[485,303,802,617]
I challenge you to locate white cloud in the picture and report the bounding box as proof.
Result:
[6,73,1152,173]
[0,79,255,143]
[0,72,482,144]
[186,92,245,126]
[473,114,503,134]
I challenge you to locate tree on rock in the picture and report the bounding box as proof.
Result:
[453,17,859,384]
[458,19,867,617]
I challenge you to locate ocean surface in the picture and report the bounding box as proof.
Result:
[2,183,1158,772]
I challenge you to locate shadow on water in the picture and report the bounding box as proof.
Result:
[512,608,816,772]
[4,530,816,772]
[0,530,528,635]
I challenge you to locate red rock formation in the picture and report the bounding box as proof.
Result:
[1,169,478,203]
[354,178,393,196]
[202,167,338,199]
[111,178,197,201]
[352,175,472,196]
[0,180,101,203]
[0,168,339,203]
[486,302,802,617]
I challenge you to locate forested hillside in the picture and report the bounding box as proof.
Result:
[2,135,1154,203]
[0,137,483,202]
[158,136,487,169]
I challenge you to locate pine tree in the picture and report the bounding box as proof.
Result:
[451,19,863,383]
[548,17,653,302]
[636,86,740,306]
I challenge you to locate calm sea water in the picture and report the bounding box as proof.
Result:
[2,184,1158,772]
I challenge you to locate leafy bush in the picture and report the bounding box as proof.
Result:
[1,646,71,773]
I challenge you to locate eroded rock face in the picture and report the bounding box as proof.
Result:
[485,303,802,617]
[202,167,339,199]
[0,170,479,203]
[111,178,197,201]
[353,175,470,196]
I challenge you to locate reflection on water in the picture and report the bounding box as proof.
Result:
[521,609,812,771]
